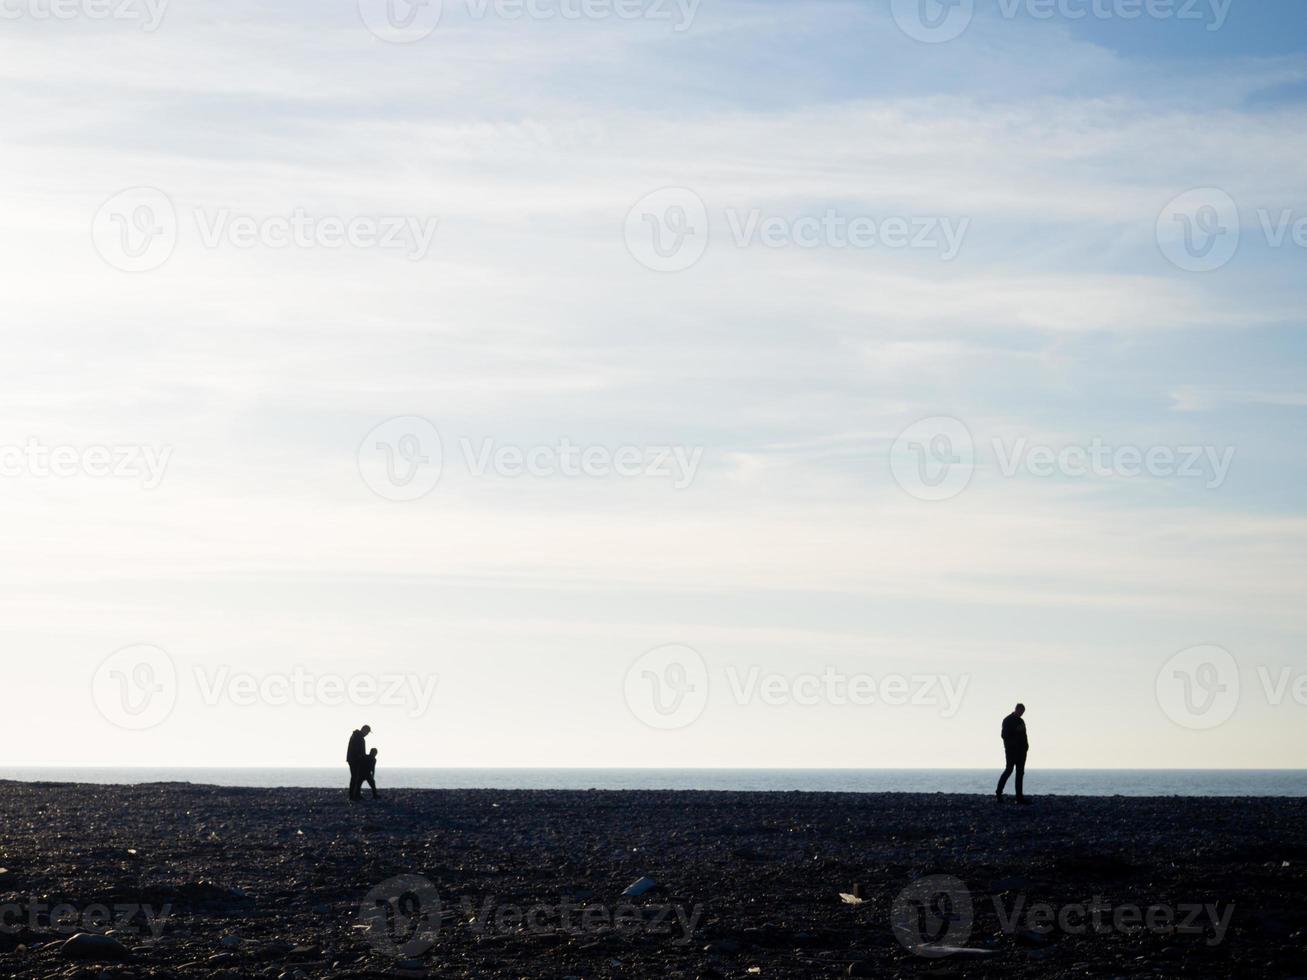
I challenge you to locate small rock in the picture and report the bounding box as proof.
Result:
[621,876,658,898]
[60,934,130,963]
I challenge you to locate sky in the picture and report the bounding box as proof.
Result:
[1,0,1305,769]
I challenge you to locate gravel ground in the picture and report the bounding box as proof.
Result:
[2,782,1306,978]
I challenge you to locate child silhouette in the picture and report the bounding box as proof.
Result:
[364,748,381,800]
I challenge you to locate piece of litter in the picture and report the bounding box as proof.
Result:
[913,946,998,958]
[839,893,865,906]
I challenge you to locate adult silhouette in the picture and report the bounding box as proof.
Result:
[995,704,1030,804]
[346,725,372,801]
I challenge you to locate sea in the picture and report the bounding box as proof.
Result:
[8,768,1307,797]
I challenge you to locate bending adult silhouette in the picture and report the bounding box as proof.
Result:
[995,704,1030,804]
[347,724,372,801]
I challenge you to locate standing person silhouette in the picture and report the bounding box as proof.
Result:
[363,748,381,800]
[995,704,1030,804]
[346,725,371,801]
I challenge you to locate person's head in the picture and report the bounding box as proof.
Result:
[369,748,378,757]
[1014,703,1025,717]
[361,724,372,736]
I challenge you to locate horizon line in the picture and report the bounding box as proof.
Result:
[11,765,1307,773]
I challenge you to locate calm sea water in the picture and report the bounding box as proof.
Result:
[9,768,1307,797]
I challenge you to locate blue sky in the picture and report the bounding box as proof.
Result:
[0,0,1304,768]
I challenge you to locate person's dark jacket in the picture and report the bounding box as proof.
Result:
[347,730,367,766]
[1001,713,1028,754]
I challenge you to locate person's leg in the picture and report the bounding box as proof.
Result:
[366,775,379,799]
[349,764,362,800]
[996,756,1014,797]
[1015,754,1026,800]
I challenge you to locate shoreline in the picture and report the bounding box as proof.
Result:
[3,777,1304,800]
[6,766,1306,799]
